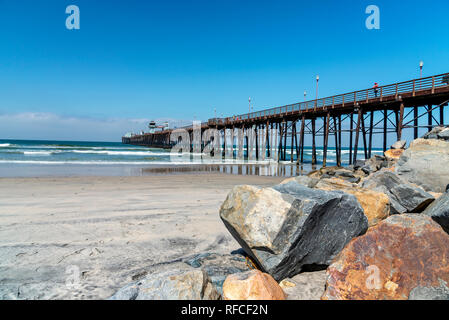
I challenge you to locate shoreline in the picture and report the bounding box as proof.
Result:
[0,162,320,178]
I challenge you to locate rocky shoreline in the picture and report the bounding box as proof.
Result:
[110,126,449,300]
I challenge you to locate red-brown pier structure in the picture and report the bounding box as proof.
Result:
[122,72,449,166]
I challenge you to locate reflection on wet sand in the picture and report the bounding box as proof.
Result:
[142,163,317,177]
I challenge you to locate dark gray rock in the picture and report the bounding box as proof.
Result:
[360,165,372,175]
[219,181,368,281]
[183,252,250,295]
[363,155,389,173]
[353,160,367,170]
[422,191,449,233]
[334,169,361,183]
[362,170,434,214]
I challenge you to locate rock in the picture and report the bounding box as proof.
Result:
[183,252,250,295]
[422,126,449,140]
[359,166,372,175]
[353,160,367,170]
[222,269,285,300]
[362,170,434,214]
[391,140,407,149]
[279,270,327,300]
[334,169,361,183]
[314,177,356,189]
[279,175,318,188]
[438,128,449,140]
[384,149,404,161]
[355,155,389,175]
[109,264,220,300]
[315,178,390,227]
[429,192,443,199]
[422,191,449,234]
[395,138,449,193]
[309,166,363,183]
[219,181,368,281]
[322,215,449,300]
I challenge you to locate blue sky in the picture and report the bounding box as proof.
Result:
[0,0,448,141]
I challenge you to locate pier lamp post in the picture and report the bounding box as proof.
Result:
[315,75,320,106]
[249,97,251,114]
[419,61,424,90]
[304,90,307,102]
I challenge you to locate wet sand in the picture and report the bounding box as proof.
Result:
[0,174,284,300]
[0,162,314,178]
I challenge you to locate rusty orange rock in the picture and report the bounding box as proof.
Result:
[322,214,449,300]
[223,270,286,300]
[384,149,404,161]
[315,178,390,227]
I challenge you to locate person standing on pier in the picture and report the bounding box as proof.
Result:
[373,82,379,97]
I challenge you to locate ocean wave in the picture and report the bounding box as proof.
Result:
[69,150,169,156]
[0,149,169,156]
[23,151,53,156]
[0,160,169,165]
[0,143,13,147]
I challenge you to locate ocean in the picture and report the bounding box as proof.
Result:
[0,139,384,177]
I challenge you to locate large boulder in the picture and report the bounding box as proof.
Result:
[322,214,449,300]
[422,191,449,234]
[219,181,368,281]
[222,270,285,300]
[279,270,327,300]
[315,178,390,227]
[395,138,449,193]
[361,170,434,214]
[109,264,220,300]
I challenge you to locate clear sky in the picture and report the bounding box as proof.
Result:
[0,0,448,141]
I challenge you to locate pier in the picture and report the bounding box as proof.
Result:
[122,72,449,166]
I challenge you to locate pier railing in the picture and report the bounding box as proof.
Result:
[224,72,449,123]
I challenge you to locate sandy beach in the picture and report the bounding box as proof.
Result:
[0,174,284,300]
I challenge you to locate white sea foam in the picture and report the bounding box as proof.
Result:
[69,150,169,156]
[0,143,12,147]
[23,151,53,156]
[0,160,177,165]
